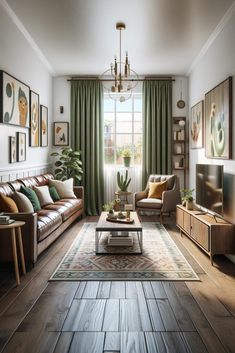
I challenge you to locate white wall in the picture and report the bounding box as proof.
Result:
[188,11,235,261]
[0,2,53,179]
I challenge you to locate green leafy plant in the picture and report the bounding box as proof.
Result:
[103,201,114,212]
[50,148,83,182]
[181,188,195,203]
[122,148,132,157]
[117,170,131,191]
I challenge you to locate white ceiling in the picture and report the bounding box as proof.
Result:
[5,0,235,76]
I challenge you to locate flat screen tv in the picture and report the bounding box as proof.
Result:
[196,164,224,216]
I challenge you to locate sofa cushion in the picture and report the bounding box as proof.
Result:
[44,198,83,221]
[37,209,62,242]
[20,186,41,212]
[0,193,18,212]
[137,198,162,209]
[148,181,167,199]
[12,191,34,213]
[49,179,76,199]
[33,185,54,207]
[49,186,60,201]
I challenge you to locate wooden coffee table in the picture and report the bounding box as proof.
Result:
[95,211,143,255]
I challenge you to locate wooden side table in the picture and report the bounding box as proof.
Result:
[0,221,26,285]
[115,191,132,211]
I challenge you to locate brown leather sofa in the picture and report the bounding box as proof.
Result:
[0,173,84,264]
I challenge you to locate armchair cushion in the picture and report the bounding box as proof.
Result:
[137,198,162,209]
[148,180,167,199]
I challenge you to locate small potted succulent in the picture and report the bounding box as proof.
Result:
[122,148,131,167]
[181,189,195,210]
[103,201,115,217]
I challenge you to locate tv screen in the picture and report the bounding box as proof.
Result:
[196,164,223,216]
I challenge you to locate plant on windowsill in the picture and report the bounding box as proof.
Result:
[181,188,195,210]
[50,148,83,183]
[122,148,132,167]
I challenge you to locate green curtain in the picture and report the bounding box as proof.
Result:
[142,80,172,187]
[70,80,104,215]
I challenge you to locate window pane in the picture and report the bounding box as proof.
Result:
[104,99,114,112]
[104,133,115,147]
[134,121,142,133]
[133,134,142,165]
[104,113,115,134]
[134,112,142,121]
[116,121,132,133]
[104,147,115,164]
[116,134,132,164]
[116,98,132,112]
[116,112,132,121]
[134,98,142,112]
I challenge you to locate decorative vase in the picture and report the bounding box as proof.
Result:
[123,156,131,167]
[186,201,194,210]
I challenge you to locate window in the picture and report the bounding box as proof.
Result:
[104,94,142,165]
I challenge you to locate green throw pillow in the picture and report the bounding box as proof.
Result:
[49,186,60,202]
[20,186,41,212]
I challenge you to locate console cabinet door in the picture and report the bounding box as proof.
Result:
[183,212,191,235]
[191,217,210,251]
[176,207,184,228]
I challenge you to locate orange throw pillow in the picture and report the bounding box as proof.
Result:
[0,193,19,213]
[148,181,167,199]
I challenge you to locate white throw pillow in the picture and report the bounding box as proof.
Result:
[49,178,76,199]
[12,191,34,213]
[33,185,54,207]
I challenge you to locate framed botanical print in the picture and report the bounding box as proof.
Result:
[0,71,30,127]
[9,136,17,163]
[205,77,232,159]
[16,132,26,162]
[190,100,204,149]
[40,105,48,147]
[30,90,40,147]
[54,122,69,146]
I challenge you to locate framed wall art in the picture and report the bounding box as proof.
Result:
[16,132,26,162]
[40,105,48,147]
[30,90,40,147]
[9,136,17,163]
[190,100,204,149]
[205,77,232,159]
[0,71,30,127]
[53,122,69,146]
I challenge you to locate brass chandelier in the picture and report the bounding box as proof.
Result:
[100,22,138,102]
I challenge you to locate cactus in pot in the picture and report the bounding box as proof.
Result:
[117,170,131,191]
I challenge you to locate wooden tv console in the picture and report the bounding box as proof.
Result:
[176,205,235,265]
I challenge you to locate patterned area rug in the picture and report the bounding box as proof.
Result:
[50,222,199,281]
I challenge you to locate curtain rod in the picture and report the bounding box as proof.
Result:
[67,77,175,82]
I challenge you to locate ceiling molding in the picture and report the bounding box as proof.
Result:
[187,0,235,76]
[1,0,56,76]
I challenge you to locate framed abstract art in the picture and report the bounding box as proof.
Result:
[205,77,232,159]
[30,90,40,147]
[53,122,69,146]
[40,105,48,147]
[190,100,204,149]
[9,136,17,163]
[0,71,30,127]
[16,132,26,162]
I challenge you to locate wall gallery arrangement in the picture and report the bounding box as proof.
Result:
[0,70,50,164]
[191,76,232,160]
[54,122,69,146]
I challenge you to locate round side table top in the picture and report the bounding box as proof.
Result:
[0,221,25,230]
[115,191,132,196]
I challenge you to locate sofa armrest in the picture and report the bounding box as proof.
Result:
[4,212,38,264]
[162,188,181,212]
[134,190,148,205]
[73,186,84,200]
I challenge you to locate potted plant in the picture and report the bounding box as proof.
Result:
[181,189,195,210]
[103,201,115,217]
[122,148,131,167]
[50,148,83,183]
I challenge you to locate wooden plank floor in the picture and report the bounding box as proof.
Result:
[0,215,235,353]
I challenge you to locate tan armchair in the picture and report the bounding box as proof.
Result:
[134,174,181,223]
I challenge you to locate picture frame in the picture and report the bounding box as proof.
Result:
[9,136,17,163]
[30,90,40,147]
[0,71,30,128]
[190,100,204,149]
[16,132,26,162]
[40,105,48,147]
[53,122,69,146]
[205,77,232,159]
